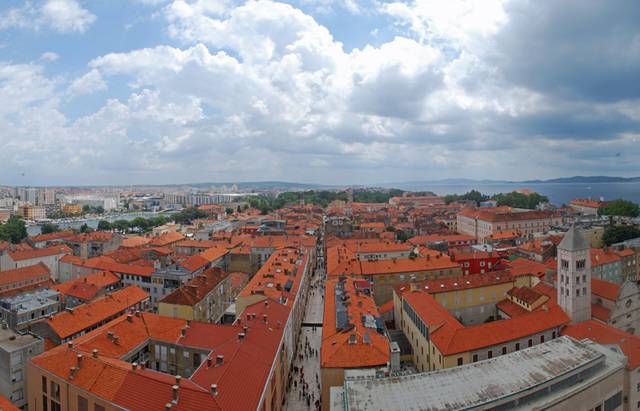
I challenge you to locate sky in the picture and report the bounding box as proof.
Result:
[0,0,639,186]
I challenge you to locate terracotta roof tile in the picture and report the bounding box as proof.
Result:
[562,320,640,369]
[46,286,149,340]
[8,244,71,261]
[0,262,50,288]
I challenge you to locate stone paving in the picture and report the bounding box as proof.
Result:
[284,269,325,411]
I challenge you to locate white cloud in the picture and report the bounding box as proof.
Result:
[1,0,639,184]
[0,0,95,33]
[67,69,107,96]
[40,51,60,61]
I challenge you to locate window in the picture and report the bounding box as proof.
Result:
[472,354,478,362]
[95,405,105,411]
[457,357,463,366]
[502,347,507,355]
[552,331,556,339]
[78,396,89,411]
[528,339,533,347]
[42,376,47,394]
[50,381,60,401]
[12,389,23,402]
[43,395,48,411]
[540,335,545,343]
[488,350,493,359]
[577,289,580,297]
[604,392,622,411]
[561,259,569,270]
[627,299,633,308]
[515,343,520,351]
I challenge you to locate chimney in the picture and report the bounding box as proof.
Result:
[132,362,138,371]
[238,332,245,340]
[216,355,224,366]
[172,385,179,402]
[165,404,172,410]
[135,310,141,317]
[127,314,133,322]
[76,354,83,368]
[92,349,99,358]
[107,331,114,340]
[113,335,120,345]
[207,357,212,367]
[263,314,268,323]
[264,300,269,308]
[181,328,186,337]
[67,341,74,349]
[211,384,218,397]
[69,366,78,379]
[243,326,248,334]
[175,375,182,386]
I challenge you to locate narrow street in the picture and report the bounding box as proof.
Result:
[285,266,325,411]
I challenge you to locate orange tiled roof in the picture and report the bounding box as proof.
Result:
[403,291,569,355]
[408,234,475,246]
[8,244,71,261]
[29,230,75,243]
[238,247,307,306]
[359,253,459,276]
[591,303,611,321]
[0,262,50,288]
[591,278,620,301]
[81,257,155,277]
[0,394,20,411]
[67,231,115,243]
[34,303,291,411]
[46,286,149,340]
[591,248,621,267]
[395,271,513,296]
[505,257,548,279]
[160,268,230,306]
[458,208,556,223]
[149,232,184,247]
[321,277,389,369]
[507,286,546,305]
[52,271,120,301]
[616,248,635,257]
[120,236,151,248]
[496,299,529,317]
[562,320,640,369]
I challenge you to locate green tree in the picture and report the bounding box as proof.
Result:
[0,216,28,244]
[445,190,490,205]
[598,199,640,218]
[97,220,112,231]
[113,219,131,232]
[225,207,234,215]
[493,191,548,209]
[40,223,60,234]
[602,225,640,246]
[172,208,208,224]
[130,217,149,231]
[79,223,92,233]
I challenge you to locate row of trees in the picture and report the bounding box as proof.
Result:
[444,190,549,209]
[97,216,168,233]
[598,199,640,218]
[246,189,407,215]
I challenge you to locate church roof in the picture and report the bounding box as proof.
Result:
[558,225,588,251]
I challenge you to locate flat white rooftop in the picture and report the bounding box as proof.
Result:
[337,336,625,411]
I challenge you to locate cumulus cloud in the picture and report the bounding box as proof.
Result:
[0,0,95,33]
[1,0,639,184]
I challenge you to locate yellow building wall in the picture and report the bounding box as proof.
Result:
[433,281,514,311]
[157,302,194,321]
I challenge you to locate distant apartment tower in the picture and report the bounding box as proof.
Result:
[557,225,592,323]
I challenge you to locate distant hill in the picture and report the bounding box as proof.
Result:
[386,176,640,187]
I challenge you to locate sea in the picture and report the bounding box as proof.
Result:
[396,182,640,207]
